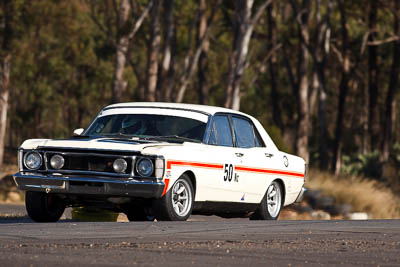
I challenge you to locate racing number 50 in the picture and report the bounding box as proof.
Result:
[224,164,234,182]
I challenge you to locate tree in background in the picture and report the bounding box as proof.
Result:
[0,0,13,168]
[381,0,400,163]
[157,0,174,102]
[145,0,160,102]
[197,0,209,105]
[224,0,271,111]
[368,0,380,153]
[110,0,152,103]
[287,0,311,163]
[331,0,351,174]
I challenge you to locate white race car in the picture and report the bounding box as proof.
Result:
[14,102,306,222]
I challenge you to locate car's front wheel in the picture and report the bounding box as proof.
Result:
[251,180,283,220]
[153,174,194,221]
[25,191,65,222]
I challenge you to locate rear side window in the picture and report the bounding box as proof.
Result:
[232,117,256,148]
[208,115,233,147]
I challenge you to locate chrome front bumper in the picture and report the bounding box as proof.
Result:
[295,186,307,203]
[13,172,165,198]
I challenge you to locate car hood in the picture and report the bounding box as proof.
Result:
[19,137,185,155]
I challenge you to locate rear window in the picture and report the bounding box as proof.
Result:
[232,117,256,148]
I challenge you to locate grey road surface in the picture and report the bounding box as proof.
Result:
[0,213,399,267]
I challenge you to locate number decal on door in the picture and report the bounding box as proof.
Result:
[223,164,234,182]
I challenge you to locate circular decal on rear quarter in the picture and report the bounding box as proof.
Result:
[283,155,289,167]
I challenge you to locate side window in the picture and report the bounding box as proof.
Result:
[232,117,256,148]
[254,129,265,147]
[208,115,233,147]
[208,126,217,145]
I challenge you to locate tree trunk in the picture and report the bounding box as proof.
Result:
[293,0,311,163]
[224,0,253,110]
[313,0,332,169]
[158,0,174,102]
[381,1,400,162]
[111,0,130,104]
[267,3,283,130]
[145,0,161,102]
[332,0,350,174]
[197,0,209,105]
[0,57,10,167]
[368,0,380,152]
[109,0,152,103]
[175,0,221,103]
[0,0,13,167]
[224,0,271,110]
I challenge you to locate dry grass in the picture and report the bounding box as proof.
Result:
[1,164,18,174]
[307,169,400,219]
[0,164,24,204]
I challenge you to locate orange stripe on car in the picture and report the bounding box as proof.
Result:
[167,160,224,170]
[166,160,304,179]
[162,178,170,196]
[235,166,304,178]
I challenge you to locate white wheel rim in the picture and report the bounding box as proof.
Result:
[267,182,281,218]
[171,179,192,217]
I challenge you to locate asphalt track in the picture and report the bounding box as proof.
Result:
[0,203,399,267]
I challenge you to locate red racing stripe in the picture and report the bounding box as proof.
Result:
[166,160,304,179]
[167,160,223,170]
[235,166,304,178]
[162,178,170,196]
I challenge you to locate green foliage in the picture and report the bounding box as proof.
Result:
[265,125,292,154]
[341,152,382,179]
[392,142,400,163]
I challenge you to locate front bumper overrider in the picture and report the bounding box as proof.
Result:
[13,172,165,198]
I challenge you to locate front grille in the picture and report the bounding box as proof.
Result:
[44,150,136,177]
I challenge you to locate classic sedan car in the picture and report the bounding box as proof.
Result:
[14,102,306,222]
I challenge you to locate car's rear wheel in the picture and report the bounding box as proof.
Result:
[251,180,283,220]
[153,174,194,221]
[25,191,65,222]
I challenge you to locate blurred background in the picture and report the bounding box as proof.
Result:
[0,0,400,219]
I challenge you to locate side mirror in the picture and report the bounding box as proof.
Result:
[73,128,84,136]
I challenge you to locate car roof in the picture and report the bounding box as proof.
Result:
[104,102,248,116]
[103,102,279,151]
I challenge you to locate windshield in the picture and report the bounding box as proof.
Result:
[85,114,207,142]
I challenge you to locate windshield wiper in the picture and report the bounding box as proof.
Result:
[93,133,141,138]
[83,133,201,143]
[143,135,201,143]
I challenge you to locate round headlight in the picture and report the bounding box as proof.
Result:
[136,158,153,177]
[113,158,127,173]
[24,152,42,170]
[50,154,65,169]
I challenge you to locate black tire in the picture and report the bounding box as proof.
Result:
[250,181,283,220]
[152,174,194,221]
[25,191,65,222]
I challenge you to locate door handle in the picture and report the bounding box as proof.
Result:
[265,153,274,158]
[235,153,244,157]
